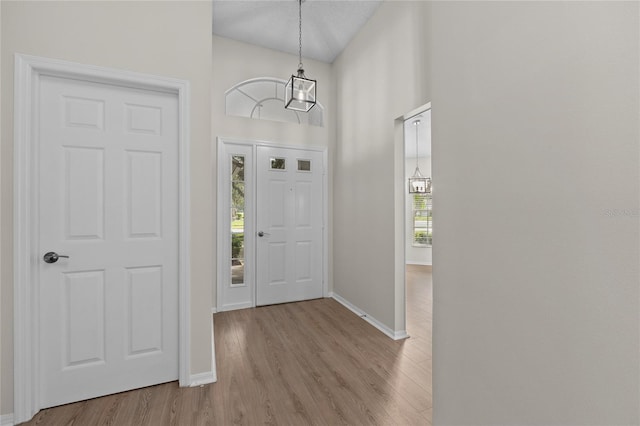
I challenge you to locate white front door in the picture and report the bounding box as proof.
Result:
[256,146,324,306]
[38,75,179,408]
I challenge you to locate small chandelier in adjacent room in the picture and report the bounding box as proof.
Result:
[285,0,317,112]
[408,119,432,194]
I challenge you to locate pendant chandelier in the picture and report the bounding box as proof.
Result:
[284,0,317,112]
[408,119,432,194]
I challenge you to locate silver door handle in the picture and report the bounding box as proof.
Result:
[257,231,270,237]
[43,252,69,264]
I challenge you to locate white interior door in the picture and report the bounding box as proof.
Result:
[38,75,179,408]
[256,146,324,306]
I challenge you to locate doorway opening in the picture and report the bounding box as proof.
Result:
[399,103,432,340]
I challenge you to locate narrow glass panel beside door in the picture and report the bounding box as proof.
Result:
[231,155,245,285]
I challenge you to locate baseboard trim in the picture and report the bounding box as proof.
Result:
[0,413,14,426]
[330,293,409,340]
[188,370,216,387]
[188,318,217,387]
[187,318,218,388]
[219,301,252,312]
[406,261,432,267]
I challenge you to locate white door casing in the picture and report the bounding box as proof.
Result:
[14,55,193,423]
[256,146,324,306]
[38,75,178,408]
[216,139,328,311]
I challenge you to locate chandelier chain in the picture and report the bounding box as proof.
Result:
[298,0,303,69]
[415,120,421,172]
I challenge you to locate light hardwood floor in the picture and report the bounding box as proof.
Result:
[24,266,432,425]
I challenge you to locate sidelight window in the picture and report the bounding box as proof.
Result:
[231,155,245,285]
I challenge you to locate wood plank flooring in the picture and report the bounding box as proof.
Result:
[24,266,432,425]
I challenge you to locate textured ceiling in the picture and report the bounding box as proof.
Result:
[212,0,383,64]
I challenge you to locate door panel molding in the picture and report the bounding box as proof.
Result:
[13,54,192,423]
[256,145,324,306]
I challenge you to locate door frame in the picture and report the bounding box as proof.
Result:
[216,137,329,312]
[13,54,192,423]
[393,102,432,338]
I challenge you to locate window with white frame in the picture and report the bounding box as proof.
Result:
[412,193,432,247]
[225,77,324,127]
[231,155,245,285]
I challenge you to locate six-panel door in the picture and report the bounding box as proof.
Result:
[38,75,179,408]
[256,146,323,306]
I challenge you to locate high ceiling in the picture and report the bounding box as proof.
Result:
[212,0,383,64]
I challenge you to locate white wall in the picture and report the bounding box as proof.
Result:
[332,1,430,333]
[1,1,213,416]
[0,1,4,417]
[211,35,333,309]
[431,2,639,424]
[405,156,432,265]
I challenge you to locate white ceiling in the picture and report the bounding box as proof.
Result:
[212,0,383,64]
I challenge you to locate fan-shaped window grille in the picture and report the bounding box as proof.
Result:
[225,77,324,127]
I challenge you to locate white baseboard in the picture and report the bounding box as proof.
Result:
[219,301,252,312]
[188,370,216,387]
[330,292,409,340]
[406,261,432,266]
[189,318,217,387]
[0,413,14,426]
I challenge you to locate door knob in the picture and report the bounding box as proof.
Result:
[43,252,70,264]
[258,231,270,237]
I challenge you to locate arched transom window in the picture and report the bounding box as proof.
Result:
[225,77,324,127]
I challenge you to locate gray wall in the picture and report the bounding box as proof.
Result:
[431,2,639,424]
[332,1,431,332]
